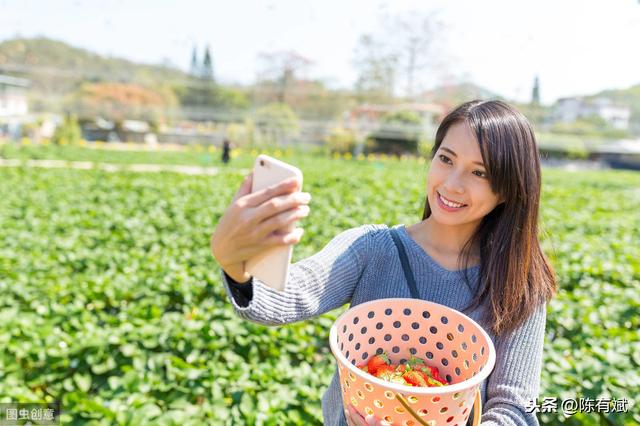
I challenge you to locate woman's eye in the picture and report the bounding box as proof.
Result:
[439,154,452,165]
[473,170,487,178]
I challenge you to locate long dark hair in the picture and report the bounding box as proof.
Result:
[422,100,557,336]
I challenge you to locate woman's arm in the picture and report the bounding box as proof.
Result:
[220,225,376,326]
[481,303,547,426]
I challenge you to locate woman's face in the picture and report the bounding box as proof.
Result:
[427,121,503,228]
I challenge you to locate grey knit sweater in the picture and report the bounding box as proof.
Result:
[221,224,546,426]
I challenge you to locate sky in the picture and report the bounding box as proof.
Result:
[1,0,639,105]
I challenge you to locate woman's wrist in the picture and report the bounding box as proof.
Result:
[222,262,252,284]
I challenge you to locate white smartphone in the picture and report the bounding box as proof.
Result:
[245,155,303,291]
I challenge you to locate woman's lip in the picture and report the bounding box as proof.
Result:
[436,191,467,212]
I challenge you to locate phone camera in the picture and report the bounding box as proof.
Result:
[260,160,265,166]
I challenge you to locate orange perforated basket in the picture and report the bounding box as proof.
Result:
[329,298,496,426]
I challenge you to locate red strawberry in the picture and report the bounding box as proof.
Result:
[402,370,428,387]
[366,353,390,375]
[374,364,395,378]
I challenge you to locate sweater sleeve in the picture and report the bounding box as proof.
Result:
[220,224,375,326]
[480,303,547,426]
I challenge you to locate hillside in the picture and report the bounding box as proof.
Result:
[0,37,191,94]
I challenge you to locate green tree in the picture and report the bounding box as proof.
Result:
[254,103,300,146]
[52,114,82,145]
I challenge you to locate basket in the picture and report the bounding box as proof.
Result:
[329,298,496,426]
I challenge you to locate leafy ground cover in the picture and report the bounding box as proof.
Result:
[0,145,638,424]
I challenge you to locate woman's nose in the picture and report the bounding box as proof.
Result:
[443,171,465,194]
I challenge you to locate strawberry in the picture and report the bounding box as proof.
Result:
[374,364,395,377]
[402,370,428,387]
[366,353,390,376]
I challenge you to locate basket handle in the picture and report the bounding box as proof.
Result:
[396,389,482,426]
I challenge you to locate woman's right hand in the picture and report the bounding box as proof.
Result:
[210,173,311,283]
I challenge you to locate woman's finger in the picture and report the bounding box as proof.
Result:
[257,205,310,237]
[241,177,301,208]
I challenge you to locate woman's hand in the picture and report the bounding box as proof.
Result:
[210,173,311,282]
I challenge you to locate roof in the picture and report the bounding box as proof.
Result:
[0,74,30,87]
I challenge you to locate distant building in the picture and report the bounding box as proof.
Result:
[0,75,29,117]
[551,96,630,130]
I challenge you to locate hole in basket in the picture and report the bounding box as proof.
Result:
[348,334,354,342]
[441,358,448,366]
[364,383,374,392]
[365,406,374,416]
[344,379,350,388]
[351,359,356,365]
[473,353,478,362]
[350,396,358,407]
[426,351,433,359]
[481,346,485,355]
[403,308,412,316]
[464,360,470,369]
[451,350,458,358]
[374,399,383,408]
[422,310,430,319]
[447,333,454,341]
[446,374,452,382]
[407,396,418,404]
[402,334,410,341]
[345,350,350,359]
[431,396,440,403]
[405,421,415,426]
[343,325,347,333]
[369,337,376,345]
[355,343,361,350]
[441,316,448,324]
[411,322,420,330]
[461,342,468,350]
[447,416,454,423]
[452,392,460,399]
[384,415,393,423]
[429,326,438,334]
[362,352,368,360]
[419,336,427,344]
[392,346,400,353]
[360,326,367,334]
[376,347,384,355]
[385,308,393,316]
[385,390,395,399]
[418,408,428,416]
[457,324,464,333]
[340,343,344,351]
[462,407,468,415]
[393,321,402,328]
[455,367,461,375]
[376,322,384,330]
[357,390,365,399]
[409,347,417,355]
[368,311,375,319]
[440,406,448,413]
[354,317,359,325]
[399,358,407,364]
[436,342,444,350]
[471,334,477,343]
[384,334,392,342]
[394,406,406,414]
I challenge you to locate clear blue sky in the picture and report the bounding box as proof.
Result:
[1,0,639,104]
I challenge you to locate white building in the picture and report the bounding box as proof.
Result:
[0,75,29,117]
[0,74,30,138]
[552,96,630,130]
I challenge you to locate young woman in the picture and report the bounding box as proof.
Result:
[211,100,557,425]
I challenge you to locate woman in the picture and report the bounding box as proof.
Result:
[211,100,557,425]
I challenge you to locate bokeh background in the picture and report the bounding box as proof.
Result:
[0,0,639,424]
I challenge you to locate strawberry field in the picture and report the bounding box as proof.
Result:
[0,144,638,425]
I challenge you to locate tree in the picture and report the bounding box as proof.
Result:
[353,34,397,103]
[202,45,214,81]
[532,75,540,106]
[190,46,199,76]
[256,51,312,105]
[254,103,300,146]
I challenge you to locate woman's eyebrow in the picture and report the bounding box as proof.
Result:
[440,146,485,167]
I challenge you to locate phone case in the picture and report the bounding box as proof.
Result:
[245,155,303,291]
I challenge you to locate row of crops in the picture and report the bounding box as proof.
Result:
[0,143,638,424]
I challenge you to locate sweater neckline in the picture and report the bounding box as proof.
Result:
[394,224,481,278]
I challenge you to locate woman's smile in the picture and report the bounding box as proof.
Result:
[436,191,467,211]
